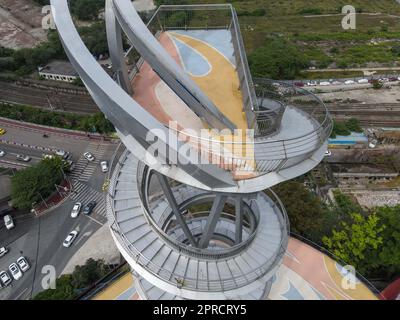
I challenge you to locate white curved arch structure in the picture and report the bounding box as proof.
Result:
[51,1,332,300]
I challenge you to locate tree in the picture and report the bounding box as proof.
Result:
[249,39,308,79]
[345,118,362,133]
[70,0,103,21]
[272,181,325,236]
[322,212,384,275]
[33,275,76,300]
[11,158,63,209]
[33,259,110,300]
[374,206,400,277]
[372,79,383,90]
[72,258,108,289]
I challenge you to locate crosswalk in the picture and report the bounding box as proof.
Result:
[70,180,107,223]
[69,143,107,182]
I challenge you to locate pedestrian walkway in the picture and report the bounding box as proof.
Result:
[69,143,107,182]
[71,180,106,223]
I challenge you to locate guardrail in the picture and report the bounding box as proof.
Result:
[168,79,332,175]
[105,150,290,293]
[137,167,259,259]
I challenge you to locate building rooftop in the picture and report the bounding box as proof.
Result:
[39,60,78,77]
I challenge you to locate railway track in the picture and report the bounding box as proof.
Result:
[2,80,400,127]
[0,81,99,114]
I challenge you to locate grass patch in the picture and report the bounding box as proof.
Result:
[0,103,115,134]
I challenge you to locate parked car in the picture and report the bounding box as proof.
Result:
[369,139,378,149]
[16,257,30,272]
[357,78,368,84]
[63,230,78,248]
[0,150,5,157]
[294,82,304,87]
[0,128,6,135]
[83,152,95,162]
[4,215,14,230]
[8,263,22,280]
[70,202,82,218]
[0,247,8,258]
[344,80,355,85]
[388,77,398,82]
[331,80,342,85]
[306,81,317,86]
[55,149,69,159]
[100,161,109,173]
[0,271,12,286]
[319,81,330,86]
[66,160,75,171]
[82,201,96,215]
[42,154,54,160]
[16,154,31,162]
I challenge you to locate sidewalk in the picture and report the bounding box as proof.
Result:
[33,179,71,216]
[61,224,120,275]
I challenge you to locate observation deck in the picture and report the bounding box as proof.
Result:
[51,0,332,300]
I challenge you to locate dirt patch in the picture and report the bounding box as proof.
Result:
[0,0,47,49]
[318,86,400,104]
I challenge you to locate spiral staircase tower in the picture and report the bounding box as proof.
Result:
[51,0,332,300]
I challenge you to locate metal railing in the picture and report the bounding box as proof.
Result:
[136,163,259,259]
[168,80,332,176]
[229,6,258,128]
[105,150,290,292]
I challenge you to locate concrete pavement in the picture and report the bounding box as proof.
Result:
[0,119,119,299]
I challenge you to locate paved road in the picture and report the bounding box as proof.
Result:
[0,144,45,166]
[0,199,102,299]
[0,121,118,299]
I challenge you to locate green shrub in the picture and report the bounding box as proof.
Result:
[298,8,323,15]
[249,38,308,79]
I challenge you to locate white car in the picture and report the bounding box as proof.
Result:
[319,81,330,86]
[344,80,355,85]
[306,81,317,86]
[83,152,95,162]
[55,149,69,159]
[16,154,31,162]
[100,161,109,173]
[70,202,82,218]
[63,230,78,248]
[0,271,11,286]
[9,263,22,280]
[369,139,378,149]
[357,78,368,84]
[42,154,54,160]
[332,81,342,85]
[16,257,30,272]
[0,247,8,258]
[4,215,14,230]
[325,150,332,157]
[0,150,5,157]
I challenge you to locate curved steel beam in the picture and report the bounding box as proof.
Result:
[50,0,235,188]
[105,0,132,95]
[111,0,236,131]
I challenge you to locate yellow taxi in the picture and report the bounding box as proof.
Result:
[0,128,6,135]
